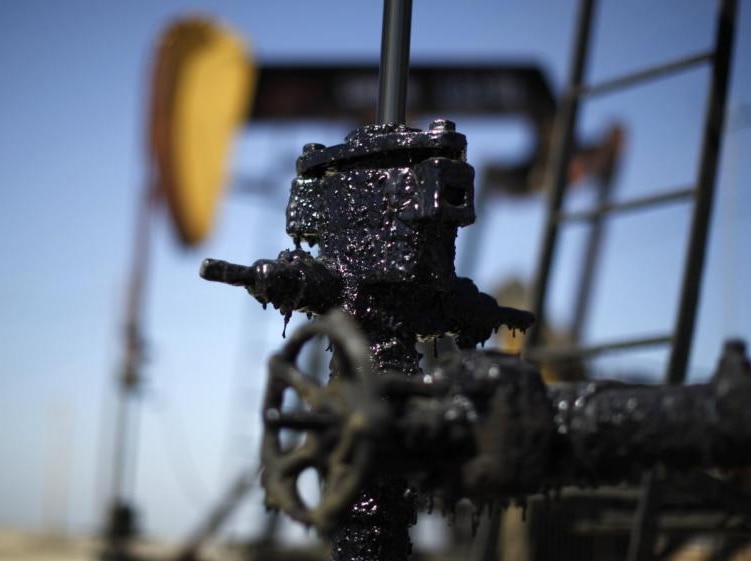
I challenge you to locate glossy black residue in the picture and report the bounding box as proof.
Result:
[378,340,751,502]
[546,339,751,486]
[200,121,535,561]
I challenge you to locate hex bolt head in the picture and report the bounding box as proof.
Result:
[428,119,456,132]
[303,143,326,154]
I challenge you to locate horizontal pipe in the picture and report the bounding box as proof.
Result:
[579,51,713,98]
[557,187,695,223]
[526,334,672,362]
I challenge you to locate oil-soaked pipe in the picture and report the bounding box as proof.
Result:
[438,339,751,496]
[547,344,751,485]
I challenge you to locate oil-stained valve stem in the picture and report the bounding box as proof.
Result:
[200,254,343,316]
[264,410,338,430]
[200,258,255,286]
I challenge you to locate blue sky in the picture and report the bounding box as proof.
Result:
[0,0,749,542]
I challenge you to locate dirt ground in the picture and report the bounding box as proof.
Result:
[1,526,749,561]
[0,529,176,561]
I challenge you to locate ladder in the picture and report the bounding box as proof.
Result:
[525,0,737,386]
[523,1,738,560]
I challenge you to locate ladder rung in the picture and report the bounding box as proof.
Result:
[578,51,714,98]
[558,187,696,223]
[526,334,672,363]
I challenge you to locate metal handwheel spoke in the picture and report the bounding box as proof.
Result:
[260,311,383,532]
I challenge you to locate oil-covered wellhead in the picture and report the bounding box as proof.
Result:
[287,122,475,287]
[201,120,535,561]
[201,121,534,360]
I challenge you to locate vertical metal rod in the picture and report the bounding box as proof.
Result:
[105,176,155,555]
[665,0,736,386]
[109,379,130,515]
[376,0,412,124]
[175,470,257,561]
[570,171,617,342]
[474,505,503,561]
[526,0,596,350]
[625,472,660,561]
[628,4,736,559]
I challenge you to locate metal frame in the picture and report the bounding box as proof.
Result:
[524,0,739,559]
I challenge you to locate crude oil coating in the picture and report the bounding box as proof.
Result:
[362,341,751,504]
[331,478,415,561]
[439,341,751,496]
[200,121,535,561]
[379,350,555,507]
[296,123,467,176]
[201,124,751,561]
[546,339,751,486]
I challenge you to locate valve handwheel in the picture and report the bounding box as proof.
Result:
[261,310,386,532]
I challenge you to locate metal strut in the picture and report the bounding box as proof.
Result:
[521,1,739,559]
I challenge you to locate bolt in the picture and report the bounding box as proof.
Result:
[303,143,325,154]
[428,119,456,132]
